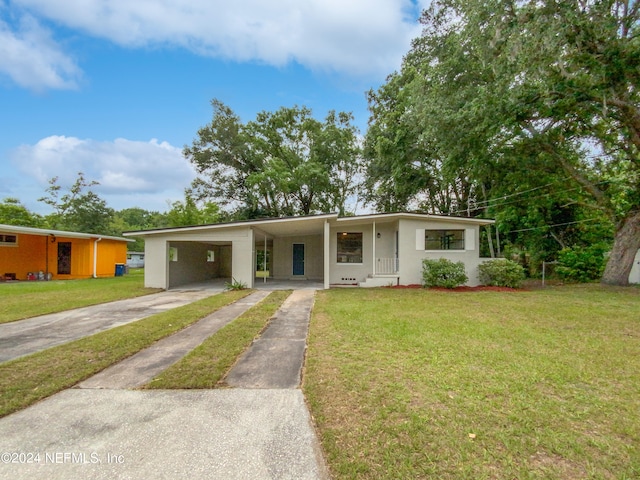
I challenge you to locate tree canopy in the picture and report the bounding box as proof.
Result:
[165,192,222,227]
[38,172,115,235]
[0,198,43,227]
[366,0,639,284]
[185,100,363,218]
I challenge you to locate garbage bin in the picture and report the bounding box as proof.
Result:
[115,263,125,276]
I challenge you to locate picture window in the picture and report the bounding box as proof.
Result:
[337,232,363,263]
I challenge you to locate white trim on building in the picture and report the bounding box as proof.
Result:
[124,213,495,290]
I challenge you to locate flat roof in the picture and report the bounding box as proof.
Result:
[123,212,494,237]
[0,224,134,242]
[123,213,338,236]
[335,212,495,225]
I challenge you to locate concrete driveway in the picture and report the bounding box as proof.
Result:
[0,389,327,480]
[0,286,224,363]
[0,289,329,480]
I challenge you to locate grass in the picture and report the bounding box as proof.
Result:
[0,289,250,418]
[0,269,160,324]
[146,290,292,389]
[304,284,640,479]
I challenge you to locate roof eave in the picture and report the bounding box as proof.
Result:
[334,212,495,225]
[123,213,339,237]
[0,224,134,242]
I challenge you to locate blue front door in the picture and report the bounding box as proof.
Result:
[292,243,305,276]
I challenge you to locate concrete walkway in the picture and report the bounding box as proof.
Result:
[0,289,329,480]
[0,287,224,363]
[225,289,315,389]
[78,291,271,389]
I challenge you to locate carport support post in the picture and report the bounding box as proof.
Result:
[244,228,255,289]
[323,220,330,289]
[264,234,267,284]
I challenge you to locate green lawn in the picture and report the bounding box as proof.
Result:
[304,285,640,479]
[3,278,638,478]
[0,269,159,324]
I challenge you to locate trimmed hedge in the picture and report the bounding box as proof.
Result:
[478,259,525,288]
[422,258,468,289]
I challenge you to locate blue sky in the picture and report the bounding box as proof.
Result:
[1,0,426,215]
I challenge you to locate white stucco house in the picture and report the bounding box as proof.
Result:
[124,212,495,290]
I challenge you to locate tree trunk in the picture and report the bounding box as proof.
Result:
[601,210,640,286]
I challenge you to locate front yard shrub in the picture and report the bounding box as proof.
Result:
[479,259,525,288]
[422,258,468,289]
[555,244,607,283]
[224,277,248,290]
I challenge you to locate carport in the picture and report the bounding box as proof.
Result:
[167,240,232,289]
[124,214,333,290]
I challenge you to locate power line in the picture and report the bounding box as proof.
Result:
[447,179,610,216]
[507,217,601,234]
[470,176,573,209]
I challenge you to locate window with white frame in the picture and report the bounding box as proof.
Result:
[0,234,17,246]
[425,230,465,250]
[337,232,363,263]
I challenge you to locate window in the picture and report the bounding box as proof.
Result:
[0,234,17,246]
[256,249,270,271]
[425,230,464,250]
[207,250,215,262]
[169,247,178,262]
[337,232,362,263]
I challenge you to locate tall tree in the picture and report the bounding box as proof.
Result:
[364,68,478,215]
[185,100,363,218]
[372,0,638,285]
[38,172,115,235]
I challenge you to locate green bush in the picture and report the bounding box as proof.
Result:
[478,259,525,288]
[422,258,468,289]
[556,244,607,283]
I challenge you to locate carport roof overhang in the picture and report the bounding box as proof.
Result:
[123,213,338,238]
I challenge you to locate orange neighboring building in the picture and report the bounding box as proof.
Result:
[0,224,133,281]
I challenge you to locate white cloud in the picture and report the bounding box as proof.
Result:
[0,12,81,90]
[13,0,423,78]
[11,136,195,212]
